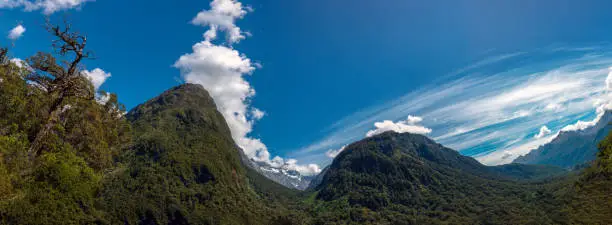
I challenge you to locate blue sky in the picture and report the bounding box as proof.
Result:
[3,0,612,174]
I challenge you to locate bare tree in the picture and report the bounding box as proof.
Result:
[26,20,95,159]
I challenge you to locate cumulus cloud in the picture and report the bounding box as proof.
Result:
[266,156,321,175]
[534,126,552,139]
[325,145,347,158]
[176,0,320,174]
[7,24,25,40]
[0,0,91,14]
[191,0,249,44]
[82,68,111,90]
[280,159,321,176]
[366,115,432,137]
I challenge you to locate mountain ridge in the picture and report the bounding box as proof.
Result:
[99,83,289,224]
[309,131,570,224]
[514,111,612,168]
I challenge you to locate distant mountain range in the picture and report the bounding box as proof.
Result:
[514,111,612,169]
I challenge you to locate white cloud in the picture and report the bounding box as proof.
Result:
[325,145,347,158]
[82,68,111,90]
[280,159,321,176]
[476,134,556,165]
[406,115,423,124]
[561,119,598,132]
[0,0,91,14]
[96,92,111,105]
[561,102,612,132]
[251,108,265,120]
[560,69,612,133]
[534,126,551,139]
[7,24,25,40]
[544,102,564,112]
[176,0,320,174]
[366,115,432,137]
[265,157,321,175]
[191,0,248,44]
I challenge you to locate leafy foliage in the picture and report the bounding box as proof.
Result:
[559,129,612,224]
[0,26,130,224]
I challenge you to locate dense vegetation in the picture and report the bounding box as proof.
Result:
[97,83,291,224]
[0,26,131,224]
[307,132,572,224]
[0,23,611,225]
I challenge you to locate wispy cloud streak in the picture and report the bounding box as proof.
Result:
[292,47,612,166]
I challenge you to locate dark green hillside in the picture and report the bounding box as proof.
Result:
[561,129,612,224]
[309,131,567,224]
[491,163,567,180]
[98,84,289,224]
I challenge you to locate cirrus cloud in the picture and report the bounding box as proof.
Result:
[292,47,612,166]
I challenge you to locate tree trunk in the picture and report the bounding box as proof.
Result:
[27,96,64,160]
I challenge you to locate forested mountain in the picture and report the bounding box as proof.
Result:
[0,25,611,224]
[514,111,612,169]
[0,25,295,224]
[308,132,570,224]
[97,83,287,224]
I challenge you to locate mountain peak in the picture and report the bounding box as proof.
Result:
[336,130,482,170]
[143,83,215,108]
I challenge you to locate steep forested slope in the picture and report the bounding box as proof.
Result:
[560,129,612,224]
[98,84,291,224]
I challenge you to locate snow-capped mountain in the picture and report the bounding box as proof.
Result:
[237,148,316,190]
